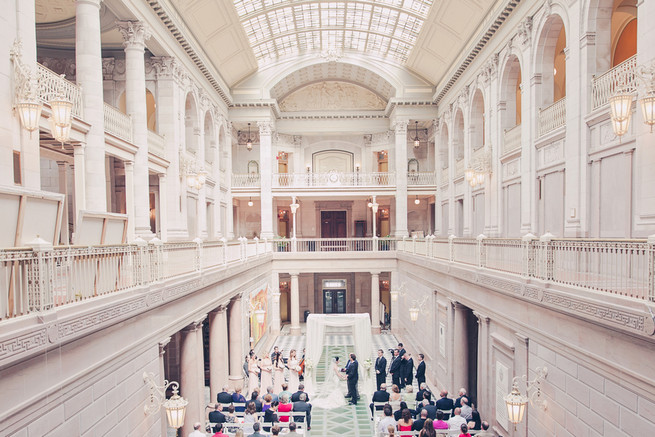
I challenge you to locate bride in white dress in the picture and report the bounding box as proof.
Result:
[311,357,348,409]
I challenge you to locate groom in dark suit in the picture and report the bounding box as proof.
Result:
[346,353,359,405]
[375,349,387,390]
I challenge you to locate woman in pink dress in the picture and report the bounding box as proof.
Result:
[260,352,273,393]
[287,349,300,393]
[273,351,285,394]
[247,354,260,397]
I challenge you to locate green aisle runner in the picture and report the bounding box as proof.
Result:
[309,345,374,436]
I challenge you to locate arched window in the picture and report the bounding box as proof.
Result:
[470,90,485,150]
[204,112,215,165]
[185,94,198,155]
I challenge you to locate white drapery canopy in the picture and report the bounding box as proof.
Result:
[304,314,375,397]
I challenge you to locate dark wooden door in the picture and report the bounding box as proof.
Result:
[321,211,347,238]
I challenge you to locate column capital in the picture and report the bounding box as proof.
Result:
[289,271,300,277]
[124,160,134,169]
[159,336,171,356]
[183,317,205,332]
[393,120,409,135]
[116,20,151,49]
[212,304,229,314]
[72,143,86,154]
[472,311,489,324]
[370,271,382,276]
[257,121,274,136]
[77,0,102,9]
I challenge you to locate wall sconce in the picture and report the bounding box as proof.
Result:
[609,60,655,136]
[290,201,299,214]
[306,165,311,173]
[272,289,281,304]
[408,295,429,322]
[355,163,361,172]
[390,282,406,302]
[48,116,71,147]
[143,372,188,429]
[504,367,548,430]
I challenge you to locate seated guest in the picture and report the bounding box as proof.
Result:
[263,401,278,432]
[265,386,279,403]
[420,398,437,420]
[393,402,415,421]
[291,383,309,402]
[412,409,429,431]
[387,425,396,436]
[224,404,238,433]
[418,419,436,437]
[377,405,397,434]
[292,392,312,430]
[454,388,467,408]
[390,384,402,402]
[468,403,481,430]
[208,403,226,424]
[250,390,262,412]
[435,390,454,416]
[270,425,280,436]
[416,383,431,403]
[286,422,302,437]
[243,402,259,434]
[447,407,467,430]
[422,390,435,406]
[433,410,449,430]
[403,385,415,403]
[460,397,472,421]
[397,408,414,431]
[248,422,265,437]
[279,383,292,403]
[370,383,391,416]
[262,394,273,412]
[232,387,247,412]
[211,423,228,437]
[476,421,495,437]
[458,423,472,437]
[217,385,232,404]
[278,394,293,422]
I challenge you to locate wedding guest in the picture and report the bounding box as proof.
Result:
[447,407,467,430]
[433,410,449,430]
[273,352,285,394]
[459,423,472,437]
[416,354,426,387]
[412,409,429,432]
[217,385,232,404]
[377,405,397,434]
[250,389,262,412]
[370,383,390,416]
[265,386,279,403]
[188,422,205,437]
[224,404,238,433]
[454,388,467,408]
[286,422,302,437]
[211,423,228,437]
[397,408,414,431]
[390,384,402,402]
[394,402,415,421]
[279,383,292,403]
[263,401,279,432]
[292,392,312,430]
[232,387,246,412]
[243,402,259,435]
[248,422,265,437]
[291,383,310,402]
[403,353,414,387]
[460,397,472,421]
[278,394,293,423]
[418,418,436,437]
[262,394,273,412]
[260,353,273,394]
[208,403,226,424]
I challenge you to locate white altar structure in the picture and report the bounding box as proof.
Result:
[304,314,376,397]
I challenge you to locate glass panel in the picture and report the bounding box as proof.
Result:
[324,291,334,313]
[336,290,346,313]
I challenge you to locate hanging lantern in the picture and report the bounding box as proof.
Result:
[48,117,70,145]
[49,95,73,127]
[640,90,655,132]
[609,91,633,138]
[186,173,197,189]
[390,290,399,302]
[414,196,420,205]
[254,308,266,324]
[413,121,420,148]
[409,306,419,322]
[475,172,485,186]
[469,177,477,188]
[248,197,254,207]
[16,100,42,132]
[246,123,253,151]
[464,167,475,181]
[612,116,631,137]
[504,382,528,429]
[163,391,188,429]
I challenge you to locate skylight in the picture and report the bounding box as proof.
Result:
[233,0,433,65]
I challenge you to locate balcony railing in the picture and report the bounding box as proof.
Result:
[103,103,132,142]
[503,124,521,155]
[272,172,395,188]
[148,129,166,158]
[273,237,396,252]
[407,172,436,186]
[538,97,567,137]
[232,173,261,188]
[398,236,654,301]
[36,63,83,119]
[591,55,637,110]
[0,238,271,321]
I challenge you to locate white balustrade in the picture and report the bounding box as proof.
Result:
[452,238,478,265]
[407,172,436,186]
[232,173,261,188]
[37,63,83,118]
[147,129,166,158]
[483,238,525,275]
[273,238,395,252]
[503,124,521,155]
[591,55,637,110]
[272,172,395,188]
[538,97,566,137]
[103,103,133,142]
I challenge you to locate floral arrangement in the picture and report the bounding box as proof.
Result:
[305,359,314,370]
[363,359,373,371]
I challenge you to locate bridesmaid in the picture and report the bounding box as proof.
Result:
[260,352,273,393]
[287,349,300,393]
[273,351,285,394]
[247,352,260,397]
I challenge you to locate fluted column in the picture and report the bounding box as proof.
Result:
[394,120,409,237]
[117,21,152,238]
[371,271,381,334]
[452,301,469,394]
[271,271,281,335]
[180,321,203,437]
[158,174,167,240]
[75,0,106,211]
[56,162,70,244]
[124,161,135,241]
[390,271,400,334]
[258,121,274,239]
[289,272,301,335]
[209,306,229,402]
[72,144,86,228]
[228,296,244,390]
[196,317,207,415]
[473,311,490,421]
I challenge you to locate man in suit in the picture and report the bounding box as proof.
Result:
[397,343,406,358]
[419,398,437,420]
[369,383,390,416]
[346,353,359,405]
[398,353,407,389]
[208,403,226,424]
[454,388,467,408]
[389,349,402,387]
[247,422,265,437]
[476,421,496,436]
[415,383,432,404]
[412,409,429,431]
[217,385,232,404]
[291,383,310,403]
[375,349,387,390]
[292,393,312,430]
[415,353,426,387]
[403,353,414,387]
[286,422,303,436]
[435,390,455,419]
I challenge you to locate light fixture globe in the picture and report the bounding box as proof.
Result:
[246,122,253,151]
[609,91,633,123]
[49,95,73,127]
[371,203,379,214]
[48,116,70,145]
[254,308,266,324]
[409,306,419,322]
[248,197,254,207]
[413,121,420,148]
[16,100,42,132]
[469,177,477,188]
[164,391,188,429]
[475,172,485,185]
[414,196,420,205]
[390,290,399,302]
[612,116,631,137]
[290,202,300,214]
[464,167,475,182]
[640,90,655,132]
[504,382,528,429]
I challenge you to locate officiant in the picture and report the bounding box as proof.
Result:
[346,353,359,405]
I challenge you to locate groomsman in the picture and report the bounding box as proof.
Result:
[389,349,402,387]
[375,349,387,390]
[416,354,426,387]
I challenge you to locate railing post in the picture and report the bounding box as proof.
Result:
[522,233,537,278]
[27,237,54,312]
[292,236,297,253]
[193,237,203,272]
[134,237,148,285]
[412,235,417,254]
[239,237,247,261]
[448,234,456,262]
[254,237,259,257]
[221,237,227,265]
[539,232,555,281]
[477,234,487,268]
[373,236,379,252]
[149,237,163,282]
[648,234,655,302]
[263,237,269,254]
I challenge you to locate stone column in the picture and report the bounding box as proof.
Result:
[473,311,490,420]
[209,306,229,402]
[72,144,86,228]
[56,161,70,244]
[289,272,301,335]
[196,317,207,414]
[228,296,244,390]
[390,271,400,334]
[75,0,106,211]
[124,161,135,242]
[158,174,167,241]
[259,121,274,239]
[117,21,152,238]
[271,271,281,335]
[452,301,468,394]
[370,271,381,334]
[158,337,171,437]
[394,120,409,237]
[180,321,203,437]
